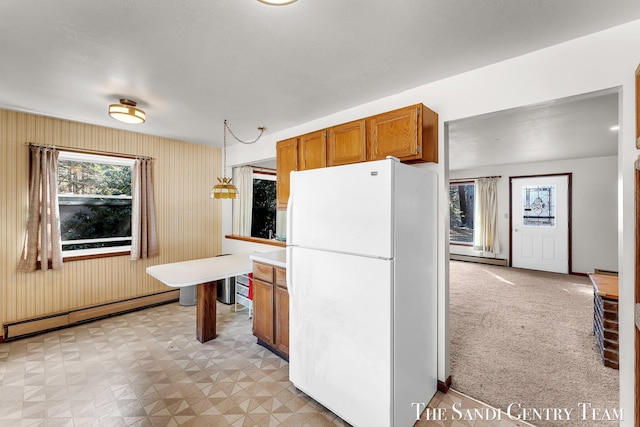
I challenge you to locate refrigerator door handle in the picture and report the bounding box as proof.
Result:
[286,246,293,295]
[286,177,294,296]
[286,179,293,249]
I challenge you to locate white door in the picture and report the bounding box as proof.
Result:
[511,175,570,274]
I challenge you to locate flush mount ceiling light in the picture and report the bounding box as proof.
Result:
[257,0,297,5]
[211,120,266,199]
[108,99,146,124]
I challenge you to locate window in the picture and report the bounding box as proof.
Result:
[522,185,556,227]
[251,172,277,239]
[449,182,475,244]
[57,151,135,257]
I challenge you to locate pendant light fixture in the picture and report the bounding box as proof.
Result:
[257,0,297,5]
[211,120,266,199]
[108,99,146,124]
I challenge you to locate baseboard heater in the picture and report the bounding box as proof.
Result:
[450,254,508,267]
[3,289,179,341]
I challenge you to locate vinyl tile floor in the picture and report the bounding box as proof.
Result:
[0,302,534,427]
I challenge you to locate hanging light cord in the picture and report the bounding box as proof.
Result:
[221,119,266,179]
[224,119,266,145]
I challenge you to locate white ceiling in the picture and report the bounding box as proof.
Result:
[0,1,638,150]
[448,90,619,171]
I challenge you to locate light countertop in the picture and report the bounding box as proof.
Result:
[146,253,252,287]
[250,249,286,268]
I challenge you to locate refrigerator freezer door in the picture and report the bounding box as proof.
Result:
[288,159,393,259]
[289,246,393,427]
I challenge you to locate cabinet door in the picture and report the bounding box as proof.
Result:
[328,120,366,166]
[274,285,289,356]
[367,105,419,161]
[276,138,298,209]
[252,279,274,345]
[298,130,327,171]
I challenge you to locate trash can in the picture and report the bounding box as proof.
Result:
[217,276,236,305]
[215,254,235,304]
[179,285,197,306]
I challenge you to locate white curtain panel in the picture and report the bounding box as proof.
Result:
[473,177,500,254]
[131,158,159,260]
[18,145,63,272]
[232,166,254,236]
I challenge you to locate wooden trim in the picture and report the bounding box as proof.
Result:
[63,251,131,262]
[508,173,573,274]
[3,290,179,340]
[225,234,285,247]
[34,250,131,269]
[438,376,452,393]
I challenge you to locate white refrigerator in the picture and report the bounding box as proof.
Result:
[286,158,437,427]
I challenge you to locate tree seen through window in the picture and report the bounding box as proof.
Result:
[57,153,134,253]
[449,183,475,244]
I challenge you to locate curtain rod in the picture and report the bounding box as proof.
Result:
[26,143,154,160]
[247,165,276,173]
[449,175,502,183]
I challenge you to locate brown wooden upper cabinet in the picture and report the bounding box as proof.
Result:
[298,130,327,171]
[275,103,439,208]
[276,138,298,209]
[328,119,366,166]
[367,103,438,163]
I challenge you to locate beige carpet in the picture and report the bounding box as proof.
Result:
[449,261,619,427]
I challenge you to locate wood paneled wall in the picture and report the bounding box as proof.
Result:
[0,109,222,336]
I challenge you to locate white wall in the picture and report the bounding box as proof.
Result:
[226,19,640,425]
[449,155,618,274]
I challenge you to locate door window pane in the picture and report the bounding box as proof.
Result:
[522,185,555,227]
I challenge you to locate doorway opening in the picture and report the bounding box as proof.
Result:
[446,88,620,420]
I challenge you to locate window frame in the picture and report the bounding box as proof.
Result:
[250,170,277,240]
[57,151,135,260]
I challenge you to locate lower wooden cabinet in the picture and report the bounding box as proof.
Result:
[252,262,289,360]
[252,278,273,345]
[274,284,289,355]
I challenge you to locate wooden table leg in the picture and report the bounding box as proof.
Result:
[196,281,217,342]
